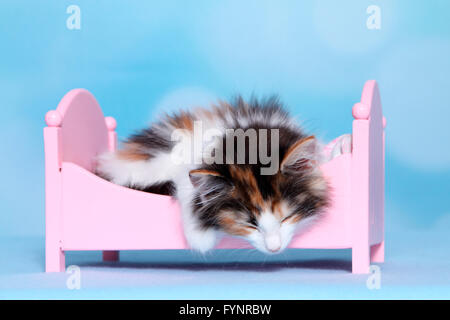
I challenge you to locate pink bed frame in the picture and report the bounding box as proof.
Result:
[44,80,385,274]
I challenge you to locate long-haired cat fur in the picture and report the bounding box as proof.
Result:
[97,96,330,254]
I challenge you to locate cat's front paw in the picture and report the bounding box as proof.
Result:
[184,227,217,253]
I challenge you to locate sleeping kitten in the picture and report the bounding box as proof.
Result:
[97,96,330,254]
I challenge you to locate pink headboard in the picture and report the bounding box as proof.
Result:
[45,89,109,172]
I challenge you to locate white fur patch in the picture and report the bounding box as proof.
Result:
[97,151,181,188]
[173,172,217,253]
[243,204,321,254]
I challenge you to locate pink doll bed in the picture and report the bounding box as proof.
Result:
[44,80,385,274]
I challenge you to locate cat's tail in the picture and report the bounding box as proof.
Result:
[96,148,180,190]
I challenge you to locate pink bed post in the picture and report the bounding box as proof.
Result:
[370,117,386,263]
[44,111,65,272]
[351,80,384,274]
[102,116,120,262]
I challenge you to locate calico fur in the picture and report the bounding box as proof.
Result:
[97,96,330,254]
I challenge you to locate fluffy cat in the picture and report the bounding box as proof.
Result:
[97,96,330,254]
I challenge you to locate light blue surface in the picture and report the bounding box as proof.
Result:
[1,218,450,299]
[0,1,449,299]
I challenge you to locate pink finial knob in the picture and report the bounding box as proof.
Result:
[352,102,370,120]
[382,116,387,128]
[105,116,117,131]
[45,110,62,127]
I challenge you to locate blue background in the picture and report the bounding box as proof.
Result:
[0,0,449,299]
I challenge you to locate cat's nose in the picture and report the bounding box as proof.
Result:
[264,233,281,253]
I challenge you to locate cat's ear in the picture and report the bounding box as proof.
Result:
[189,169,227,187]
[280,136,318,174]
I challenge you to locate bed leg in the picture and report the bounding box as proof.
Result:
[370,241,384,263]
[46,247,65,272]
[102,119,120,263]
[44,124,66,273]
[352,244,370,274]
[103,251,119,262]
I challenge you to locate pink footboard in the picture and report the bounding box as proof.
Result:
[44,81,385,274]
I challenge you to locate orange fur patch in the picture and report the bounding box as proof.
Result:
[170,111,194,131]
[229,166,265,211]
[271,200,284,220]
[189,169,223,177]
[284,214,303,224]
[117,142,150,161]
[219,215,251,236]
